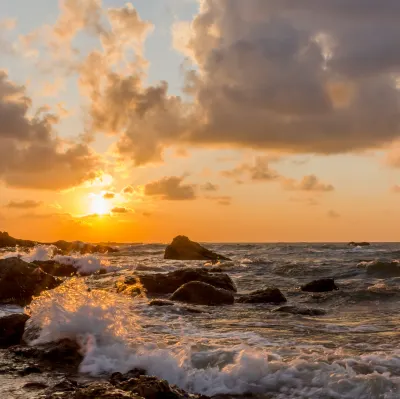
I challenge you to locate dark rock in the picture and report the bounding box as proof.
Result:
[301,278,338,292]
[237,287,287,304]
[149,299,174,307]
[52,378,79,392]
[0,313,30,348]
[364,260,400,277]
[18,366,42,376]
[170,281,234,306]
[32,260,77,277]
[110,369,147,385]
[51,240,118,255]
[131,268,236,295]
[348,242,370,247]
[164,236,230,261]
[273,305,326,316]
[0,257,61,305]
[74,382,138,398]
[23,381,48,390]
[0,231,36,248]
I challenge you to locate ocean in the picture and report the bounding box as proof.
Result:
[1,243,400,398]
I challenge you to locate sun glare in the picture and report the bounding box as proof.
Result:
[90,195,111,215]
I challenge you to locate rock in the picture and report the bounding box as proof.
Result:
[52,240,118,254]
[74,382,139,398]
[0,313,30,348]
[131,268,236,295]
[164,236,230,261]
[301,278,338,292]
[0,257,61,305]
[170,281,234,306]
[364,260,400,277]
[23,381,48,390]
[348,242,370,247]
[273,305,326,316]
[32,260,77,277]
[148,299,174,307]
[18,366,42,376]
[0,231,36,248]
[237,287,287,304]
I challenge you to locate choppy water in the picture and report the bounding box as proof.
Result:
[2,243,400,398]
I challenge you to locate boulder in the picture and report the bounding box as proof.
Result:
[130,268,236,295]
[0,313,30,348]
[237,287,287,304]
[301,278,338,292]
[170,281,234,306]
[273,305,326,316]
[164,236,230,261]
[364,260,400,277]
[348,242,370,247]
[32,260,77,277]
[0,257,61,305]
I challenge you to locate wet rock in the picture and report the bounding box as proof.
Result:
[18,366,42,376]
[273,305,326,316]
[348,242,370,247]
[74,382,139,398]
[0,257,61,305]
[110,369,147,385]
[170,281,234,306]
[148,299,174,307]
[363,260,400,277]
[301,278,338,292]
[23,381,48,390]
[0,313,30,348]
[237,287,287,304]
[32,260,77,277]
[52,378,79,392]
[164,236,230,261]
[132,268,236,295]
[51,240,118,254]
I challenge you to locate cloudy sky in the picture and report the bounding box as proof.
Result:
[1,0,400,243]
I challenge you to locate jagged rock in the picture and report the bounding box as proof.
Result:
[0,257,61,305]
[237,287,287,304]
[32,260,77,277]
[0,313,30,348]
[301,278,338,292]
[164,236,230,261]
[348,242,370,247]
[0,231,36,248]
[170,281,234,306]
[363,260,400,277]
[129,268,236,295]
[273,305,326,316]
[74,383,139,398]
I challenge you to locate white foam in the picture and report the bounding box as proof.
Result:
[0,245,56,262]
[53,254,110,275]
[25,279,400,398]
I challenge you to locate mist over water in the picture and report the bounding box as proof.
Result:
[2,243,400,398]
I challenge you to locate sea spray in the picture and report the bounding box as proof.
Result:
[24,278,400,398]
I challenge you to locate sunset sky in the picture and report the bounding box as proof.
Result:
[1,0,400,243]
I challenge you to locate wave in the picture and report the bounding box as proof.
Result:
[24,279,400,398]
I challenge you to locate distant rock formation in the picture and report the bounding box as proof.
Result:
[0,231,118,254]
[301,278,338,292]
[237,287,287,304]
[0,257,61,305]
[164,235,230,261]
[126,268,237,295]
[348,242,370,247]
[170,281,235,306]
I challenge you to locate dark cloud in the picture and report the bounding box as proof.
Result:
[144,176,196,200]
[6,200,42,209]
[103,192,115,199]
[222,157,280,182]
[0,72,102,190]
[282,175,334,192]
[201,182,219,192]
[122,185,134,194]
[111,207,130,214]
[327,210,341,219]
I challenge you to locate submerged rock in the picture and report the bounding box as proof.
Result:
[32,260,77,277]
[237,287,287,304]
[170,281,235,305]
[301,278,338,292]
[0,313,30,348]
[363,260,400,277]
[0,257,61,305]
[348,242,370,247]
[131,268,236,295]
[164,236,230,261]
[273,305,326,316]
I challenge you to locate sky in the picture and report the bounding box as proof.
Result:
[1,0,400,243]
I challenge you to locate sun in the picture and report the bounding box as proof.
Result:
[89,195,111,215]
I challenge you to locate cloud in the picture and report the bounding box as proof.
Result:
[206,195,232,206]
[6,200,42,209]
[201,182,219,192]
[282,175,334,192]
[144,176,196,200]
[123,185,134,194]
[0,71,103,190]
[111,207,130,214]
[327,210,341,219]
[222,156,280,183]
[103,192,115,199]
